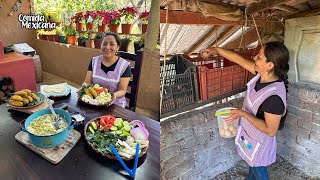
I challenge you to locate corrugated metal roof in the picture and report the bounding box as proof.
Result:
[160,24,213,56]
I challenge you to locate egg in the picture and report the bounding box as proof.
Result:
[229,126,235,132]
[225,130,232,137]
[232,129,237,135]
[223,124,229,131]
[220,128,225,136]
[202,51,209,59]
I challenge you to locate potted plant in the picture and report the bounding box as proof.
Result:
[119,35,133,52]
[56,26,68,44]
[96,11,109,32]
[134,35,145,54]
[108,10,121,33]
[85,11,98,31]
[72,12,85,31]
[119,7,137,34]
[85,30,96,48]
[65,26,78,45]
[94,32,104,49]
[139,11,149,34]
[77,32,87,47]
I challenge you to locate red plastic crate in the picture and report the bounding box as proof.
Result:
[183,55,248,101]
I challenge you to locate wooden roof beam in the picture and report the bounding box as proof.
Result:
[247,0,295,14]
[273,4,299,13]
[286,7,320,19]
[209,26,239,48]
[160,10,267,26]
[186,25,222,55]
[222,28,258,49]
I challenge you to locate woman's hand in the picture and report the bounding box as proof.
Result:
[107,93,116,106]
[200,48,216,59]
[224,109,246,122]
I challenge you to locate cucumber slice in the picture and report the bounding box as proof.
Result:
[114,118,123,127]
[88,126,95,134]
[115,130,123,135]
[123,124,131,132]
[90,122,97,130]
[110,126,118,131]
[122,131,131,136]
[122,121,129,127]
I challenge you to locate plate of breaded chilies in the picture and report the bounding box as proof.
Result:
[8,89,44,109]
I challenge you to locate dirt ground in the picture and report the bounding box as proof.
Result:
[213,155,320,180]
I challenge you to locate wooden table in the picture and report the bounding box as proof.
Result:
[0,87,160,180]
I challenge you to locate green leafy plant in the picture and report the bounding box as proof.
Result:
[65,26,78,36]
[119,7,137,24]
[95,32,104,39]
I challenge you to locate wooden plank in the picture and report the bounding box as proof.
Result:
[247,0,294,14]
[15,130,81,164]
[209,26,239,48]
[285,0,311,6]
[160,88,246,119]
[273,4,300,13]
[286,8,320,19]
[186,25,221,55]
[160,10,266,26]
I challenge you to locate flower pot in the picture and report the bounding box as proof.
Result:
[121,24,133,34]
[85,40,94,48]
[39,35,47,40]
[86,23,94,31]
[59,36,68,44]
[108,24,119,33]
[98,24,107,32]
[77,37,86,47]
[141,24,147,34]
[76,23,84,31]
[134,42,144,54]
[94,39,102,49]
[119,38,131,52]
[67,35,78,45]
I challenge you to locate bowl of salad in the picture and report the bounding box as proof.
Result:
[84,115,150,161]
[78,84,114,106]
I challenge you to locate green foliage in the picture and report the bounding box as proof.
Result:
[64,26,77,36]
[95,32,104,39]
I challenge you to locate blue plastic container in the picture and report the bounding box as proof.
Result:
[20,108,74,148]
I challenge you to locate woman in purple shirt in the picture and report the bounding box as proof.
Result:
[83,32,132,108]
[201,41,290,180]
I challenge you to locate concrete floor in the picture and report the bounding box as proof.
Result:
[36,72,81,91]
[213,155,318,180]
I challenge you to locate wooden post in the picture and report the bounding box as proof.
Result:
[0,40,4,60]
[135,0,160,120]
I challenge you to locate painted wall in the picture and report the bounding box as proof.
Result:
[0,0,36,46]
[31,40,100,85]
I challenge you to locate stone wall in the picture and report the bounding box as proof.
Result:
[277,83,320,176]
[160,98,243,180]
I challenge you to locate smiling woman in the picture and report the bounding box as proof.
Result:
[83,32,132,108]
[200,41,290,179]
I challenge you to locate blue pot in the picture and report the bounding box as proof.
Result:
[20,108,74,148]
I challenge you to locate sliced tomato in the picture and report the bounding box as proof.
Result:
[99,118,106,126]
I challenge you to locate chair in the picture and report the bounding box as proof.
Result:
[117,50,143,111]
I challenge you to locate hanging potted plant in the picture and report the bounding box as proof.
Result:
[66,26,78,45]
[96,11,109,32]
[85,30,95,48]
[72,12,85,32]
[85,11,97,31]
[108,10,121,33]
[94,32,104,49]
[119,7,137,34]
[139,11,149,34]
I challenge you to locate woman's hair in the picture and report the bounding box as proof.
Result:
[103,32,121,47]
[264,41,290,130]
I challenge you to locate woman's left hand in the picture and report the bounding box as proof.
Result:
[224,109,246,122]
[106,93,116,106]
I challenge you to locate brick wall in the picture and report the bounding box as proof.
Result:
[277,83,320,176]
[160,98,243,180]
